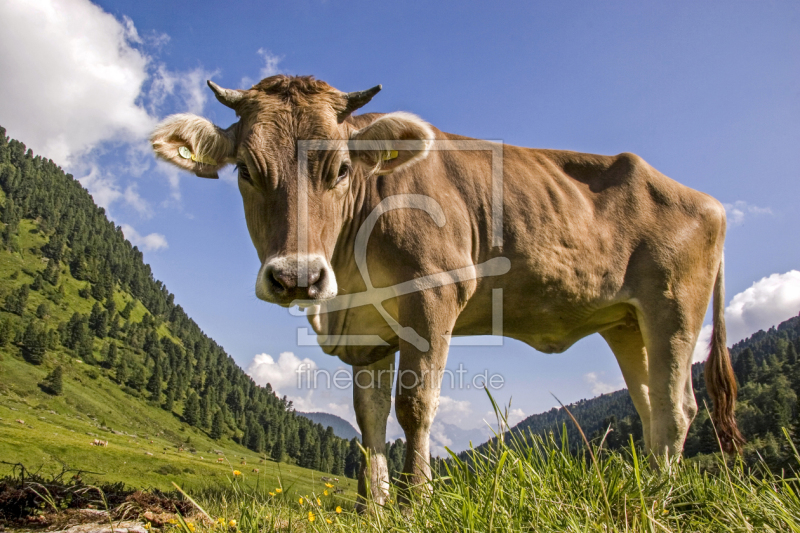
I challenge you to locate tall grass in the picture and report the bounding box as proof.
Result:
[170,397,800,532]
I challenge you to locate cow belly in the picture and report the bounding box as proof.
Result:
[455,295,636,354]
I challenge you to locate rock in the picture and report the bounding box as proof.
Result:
[49,520,147,533]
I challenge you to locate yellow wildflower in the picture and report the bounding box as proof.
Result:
[187,523,196,533]
[335,506,342,514]
[275,488,282,493]
[325,483,334,488]
[298,497,304,505]
[228,519,237,528]
[144,523,151,530]
[326,518,332,524]
[232,470,242,477]
[316,498,321,505]
[269,492,275,496]
[323,490,329,496]
[217,517,225,524]
[308,511,315,522]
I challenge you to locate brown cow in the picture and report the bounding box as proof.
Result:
[151,75,742,508]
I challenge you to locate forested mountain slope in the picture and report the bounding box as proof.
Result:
[463,314,800,470]
[0,126,364,482]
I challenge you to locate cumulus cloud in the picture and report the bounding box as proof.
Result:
[693,270,800,362]
[149,63,218,116]
[240,49,283,88]
[584,372,625,395]
[0,0,220,219]
[723,200,773,227]
[247,352,318,396]
[0,0,154,166]
[120,223,168,252]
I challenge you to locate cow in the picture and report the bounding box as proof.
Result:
[217,457,225,463]
[150,75,742,508]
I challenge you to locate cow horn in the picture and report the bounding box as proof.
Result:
[207,80,244,108]
[338,84,382,122]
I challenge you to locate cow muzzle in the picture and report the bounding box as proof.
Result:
[256,255,338,305]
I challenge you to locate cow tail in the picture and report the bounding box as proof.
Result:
[704,254,745,454]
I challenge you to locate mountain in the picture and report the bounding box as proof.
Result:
[463,313,800,471]
[299,412,361,440]
[0,126,363,482]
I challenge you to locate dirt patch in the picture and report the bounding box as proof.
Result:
[0,464,192,531]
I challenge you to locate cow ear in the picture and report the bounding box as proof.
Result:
[349,112,435,175]
[150,114,237,179]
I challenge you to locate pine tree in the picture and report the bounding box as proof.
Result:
[38,366,63,395]
[105,343,118,367]
[107,316,120,339]
[115,354,129,384]
[147,362,163,400]
[211,409,225,440]
[22,321,47,364]
[271,431,285,462]
[734,348,756,385]
[184,391,200,426]
[89,302,108,338]
[5,284,29,315]
[0,318,12,347]
[200,390,212,428]
[36,302,50,319]
[345,437,361,479]
[164,388,175,412]
[77,335,95,364]
[788,343,798,366]
[128,364,146,391]
[30,273,44,291]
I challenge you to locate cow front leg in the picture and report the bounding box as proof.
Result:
[394,292,456,504]
[353,353,395,511]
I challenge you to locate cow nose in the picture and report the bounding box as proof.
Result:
[266,265,297,293]
[306,267,324,298]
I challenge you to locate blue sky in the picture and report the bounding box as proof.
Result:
[1,0,799,454]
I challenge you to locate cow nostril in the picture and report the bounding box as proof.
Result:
[307,267,322,288]
[267,269,284,292]
[266,266,296,293]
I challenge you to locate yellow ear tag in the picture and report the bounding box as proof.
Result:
[383,150,399,161]
[178,146,217,166]
[191,153,218,166]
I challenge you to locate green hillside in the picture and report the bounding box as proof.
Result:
[0,126,359,498]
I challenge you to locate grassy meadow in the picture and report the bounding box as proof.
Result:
[0,351,355,501]
[163,416,800,532]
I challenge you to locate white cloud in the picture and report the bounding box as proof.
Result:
[120,223,168,251]
[584,372,625,395]
[0,0,221,219]
[247,352,318,396]
[79,165,123,211]
[240,49,283,88]
[0,0,154,167]
[693,270,800,362]
[149,63,218,116]
[123,184,153,218]
[723,200,773,227]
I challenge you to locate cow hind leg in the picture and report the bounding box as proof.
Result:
[600,323,652,453]
[353,354,395,511]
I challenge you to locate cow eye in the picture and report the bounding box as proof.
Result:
[333,163,350,187]
[237,163,253,184]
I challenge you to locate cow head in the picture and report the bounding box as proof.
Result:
[150,75,434,306]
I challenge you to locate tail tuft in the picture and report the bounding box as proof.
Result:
[704,255,745,454]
